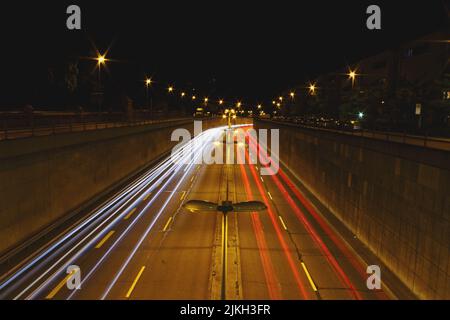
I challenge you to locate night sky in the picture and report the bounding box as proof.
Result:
[0,0,447,107]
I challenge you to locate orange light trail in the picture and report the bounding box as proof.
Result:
[238,153,282,300]
[247,134,362,300]
[244,148,311,300]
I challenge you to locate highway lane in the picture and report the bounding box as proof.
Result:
[0,124,409,300]
[0,125,225,299]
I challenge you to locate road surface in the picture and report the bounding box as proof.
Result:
[0,124,411,300]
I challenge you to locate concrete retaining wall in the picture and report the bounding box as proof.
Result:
[0,118,230,255]
[255,119,450,299]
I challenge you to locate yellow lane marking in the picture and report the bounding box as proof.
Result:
[95,230,115,249]
[163,217,173,232]
[125,266,146,298]
[255,166,259,171]
[260,176,264,183]
[301,262,318,292]
[143,192,152,201]
[190,176,195,183]
[180,191,186,201]
[124,208,137,220]
[46,270,76,299]
[267,191,273,200]
[221,214,228,296]
[278,216,288,231]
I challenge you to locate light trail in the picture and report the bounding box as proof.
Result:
[247,133,362,300]
[7,127,221,299]
[99,127,223,299]
[59,127,223,300]
[243,148,311,300]
[238,154,282,300]
[0,133,193,295]
[277,170,389,300]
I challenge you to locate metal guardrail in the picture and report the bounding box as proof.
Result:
[0,111,197,141]
[258,119,450,152]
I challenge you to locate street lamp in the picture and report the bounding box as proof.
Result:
[181,92,186,98]
[192,95,197,100]
[309,83,316,95]
[95,53,108,113]
[223,108,237,129]
[145,77,153,115]
[97,55,106,65]
[168,86,174,93]
[219,99,224,105]
[96,54,107,88]
[290,92,295,99]
[236,101,242,108]
[348,69,357,88]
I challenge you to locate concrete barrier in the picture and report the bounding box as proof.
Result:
[0,118,230,255]
[255,119,450,299]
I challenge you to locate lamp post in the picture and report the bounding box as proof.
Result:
[309,83,316,95]
[223,108,236,129]
[96,54,106,88]
[95,54,107,114]
[145,78,153,118]
[348,70,357,88]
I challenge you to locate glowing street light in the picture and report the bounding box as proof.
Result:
[279,96,283,102]
[309,83,316,95]
[204,97,209,103]
[223,108,237,128]
[192,95,197,100]
[181,92,186,97]
[257,104,262,109]
[358,112,364,119]
[348,69,357,88]
[168,86,174,93]
[236,101,242,108]
[290,92,295,99]
[219,99,224,105]
[272,100,276,105]
[95,53,107,89]
[145,77,153,111]
[97,54,106,66]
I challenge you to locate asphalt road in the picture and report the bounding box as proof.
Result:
[0,124,412,300]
